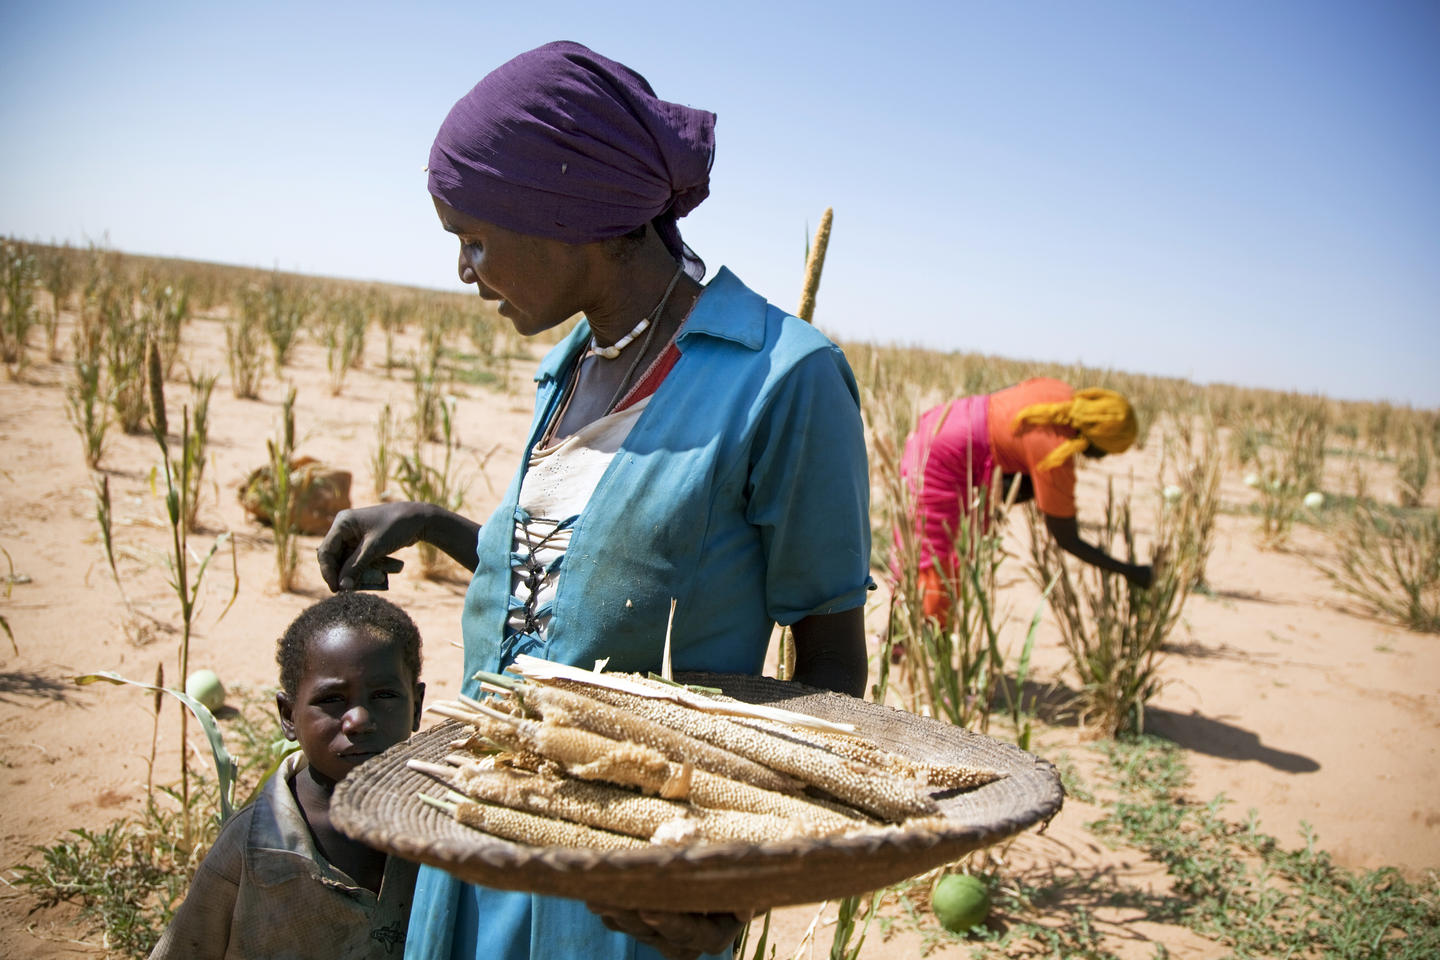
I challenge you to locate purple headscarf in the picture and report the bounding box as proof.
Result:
[428,41,715,266]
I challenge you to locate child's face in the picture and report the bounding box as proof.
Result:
[277,623,424,786]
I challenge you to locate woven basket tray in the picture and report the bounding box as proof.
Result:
[332,672,1063,912]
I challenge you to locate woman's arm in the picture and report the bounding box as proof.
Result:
[790,607,867,697]
[316,502,480,591]
[743,345,873,699]
[1043,514,1153,588]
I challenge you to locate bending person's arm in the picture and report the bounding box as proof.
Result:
[1043,513,1152,588]
[317,502,480,591]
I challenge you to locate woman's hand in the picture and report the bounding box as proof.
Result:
[316,502,481,590]
[586,905,751,960]
[1125,563,1154,590]
[316,503,428,591]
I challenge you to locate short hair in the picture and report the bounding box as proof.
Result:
[276,592,422,698]
[601,221,649,263]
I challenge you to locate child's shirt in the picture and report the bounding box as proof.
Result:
[149,752,418,960]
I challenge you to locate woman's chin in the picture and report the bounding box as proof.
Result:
[502,307,560,338]
[495,300,527,327]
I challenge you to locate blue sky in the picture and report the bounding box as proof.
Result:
[3,1,1437,405]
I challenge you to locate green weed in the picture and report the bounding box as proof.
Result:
[260,272,312,373]
[2,238,41,377]
[1087,736,1440,959]
[321,292,368,395]
[1250,402,1328,546]
[1397,424,1433,509]
[868,736,1439,959]
[371,402,396,499]
[142,276,191,380]
[103,285,150,433]
[38,240,76,361]
[150,396,239,841]
[11,692,289,958]
[1027,478,1199,738]
[265,387,300,591]
[465,309,498,372]
[376,293,412,376]
[65,338,111,469]
[1319,498,1440,633]
[1162,412,1223,588]
[227,288,268,399]
[183,372,218,531]
[393,398,470,577]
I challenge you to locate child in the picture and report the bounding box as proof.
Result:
[150,592,426,959]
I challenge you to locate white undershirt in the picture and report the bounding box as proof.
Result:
[506,396,650,640]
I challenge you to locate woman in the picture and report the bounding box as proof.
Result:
[899,378,1151,622]
[317,42,872,960]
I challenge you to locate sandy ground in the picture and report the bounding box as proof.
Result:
[1,306,1436,958]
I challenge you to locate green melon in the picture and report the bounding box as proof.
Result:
[185,669,226,712]
[932,873,990,934]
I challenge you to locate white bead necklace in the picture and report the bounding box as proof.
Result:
[588,264,685,360]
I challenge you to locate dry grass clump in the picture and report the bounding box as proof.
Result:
[37,240,78,360]
[227,286,268,398]
[319,289,368,395]
[1163,411,1224,588]
[259,271,313,372]
[1396,422,1435,509]
[142,275,191,379]
[1026,466,1211,737]
[66,330,111,469]
[1319,500,1440,634]
[2,237,41,377]
[392,397,471,578]
[102,285,152,433]
[1228,400,1328,546]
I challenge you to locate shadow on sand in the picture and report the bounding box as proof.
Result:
[1203,586,1282,605]
[1009,678,1320,774]
[1143,707,1320,773]
[0,670,76,706]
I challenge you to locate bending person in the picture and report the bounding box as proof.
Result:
[316,41,872,960]
[899,377,1151,622]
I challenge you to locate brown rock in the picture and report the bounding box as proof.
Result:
[239,455,352,535]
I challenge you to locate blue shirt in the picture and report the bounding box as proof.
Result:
[405,267,873,960]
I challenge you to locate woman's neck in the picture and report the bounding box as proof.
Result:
[546,269,700,443]
[584,237,692,348]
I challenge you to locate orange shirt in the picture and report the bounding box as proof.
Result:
[986,378,1078,518]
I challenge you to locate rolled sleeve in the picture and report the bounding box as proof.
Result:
[746,346,873,625]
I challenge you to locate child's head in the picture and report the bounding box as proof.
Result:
[275,592,425,785]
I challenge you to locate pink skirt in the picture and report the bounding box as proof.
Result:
[897,394,996,573]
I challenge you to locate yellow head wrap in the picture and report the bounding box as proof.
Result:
[1011,387,1138,472]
